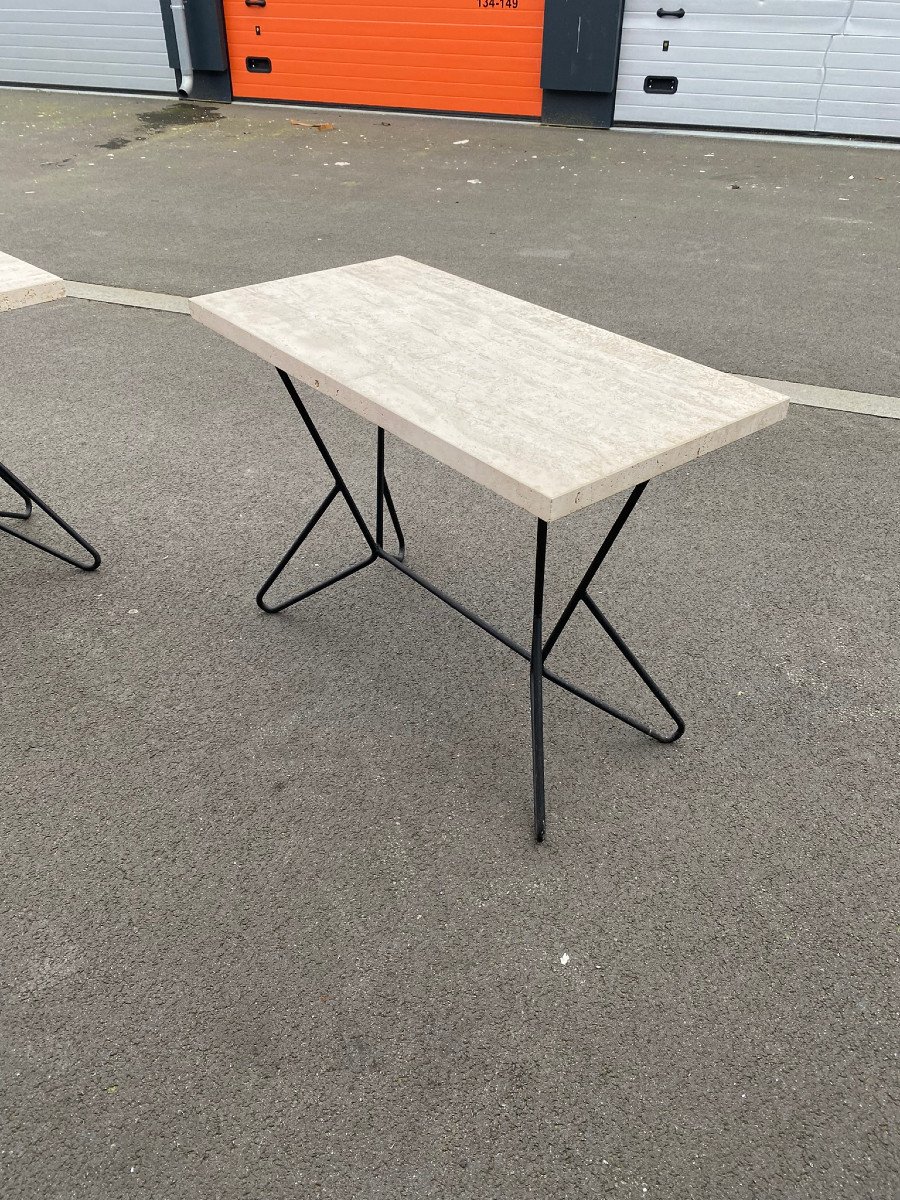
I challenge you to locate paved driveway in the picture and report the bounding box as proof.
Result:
[1,89,898,1200]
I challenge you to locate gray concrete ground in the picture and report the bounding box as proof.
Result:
[1,90,898,1200]
[1,88,899,393]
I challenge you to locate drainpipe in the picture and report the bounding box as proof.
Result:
[169,0,194,96]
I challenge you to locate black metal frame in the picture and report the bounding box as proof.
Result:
[0,461,100,571]
[258,369,684,840]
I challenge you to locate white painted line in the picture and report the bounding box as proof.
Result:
[64,281,190,314]
[58,281,900,420]
[742,376,900,420]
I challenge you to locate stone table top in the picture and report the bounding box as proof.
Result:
[191,256,788,522]
[0,251,66,312]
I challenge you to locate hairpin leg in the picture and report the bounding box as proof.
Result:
[0,461,100,571]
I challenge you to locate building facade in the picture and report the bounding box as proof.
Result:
[1,0,898,139]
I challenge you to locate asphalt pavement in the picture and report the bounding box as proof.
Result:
[1,90,898,1200]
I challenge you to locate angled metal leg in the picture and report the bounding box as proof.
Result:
[255,483,375,613]
[0,461,100,571]
[530,520,548,842]
[0,469,33,520]
[376,427,406,562]
[255,367,683,842]
[256,372,376,613]
[541,482,684,745]
[258,372,411,613]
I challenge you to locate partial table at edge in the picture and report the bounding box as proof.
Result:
[0,249,100,571]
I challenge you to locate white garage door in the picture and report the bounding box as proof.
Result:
[614,0,900,139]
[0,0,175,94]
[818,2,900,136]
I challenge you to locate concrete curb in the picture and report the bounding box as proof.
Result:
[61,280,900,420]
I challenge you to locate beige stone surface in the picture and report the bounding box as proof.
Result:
[191,257,788,521]
[0,251,65,312]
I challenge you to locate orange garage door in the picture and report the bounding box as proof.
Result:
[222,0,545,118]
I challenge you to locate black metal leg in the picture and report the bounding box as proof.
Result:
[255,482,375,613]
[257,374,410,613]
[0,461,100,571]
[0,469,33,520]
[376,427,406,562]
[541,483,685,746]
[542,483,648,660]
[530,520,548,842]
[257,368,685,842]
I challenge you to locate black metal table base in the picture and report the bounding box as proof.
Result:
[258,369,684,841]
[0,461,100,571]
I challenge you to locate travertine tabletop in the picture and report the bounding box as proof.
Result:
[191,256,788,522]
[0,251,65,312]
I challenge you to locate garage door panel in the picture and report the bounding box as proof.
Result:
[238,48,541,74]
[614,103,816,129]
[0,1,174,92]
[617,87,817,114]
[622,0,849,13]
[624,14,848,32]
[224,34,543,62]
[820,82,900,105]
[846,19,900,34]
[818,98,900,118]
[814,113,900,135]
[240,74,544,100]
[620,46,828,72]
[621,28,833,51]
[816,15,900,136]
[826,49,900,71]
[846,5,900,36]
[825,65,900,88]
[617,72,821,99]
[4,13,168,33]
[231,60,543,88]
[229,1,536,17]
[223,0,545,117]
[25,0,161,9]
[227,81,539,115]
[616,0,900,136]
[0,57,171,76]
[0,64,172,86]
[224,22,542,55]
[843,0,900,14]
[827,35,900,57]
[0,46,171,67]
[619,59,824,84]
[3,33,170,53]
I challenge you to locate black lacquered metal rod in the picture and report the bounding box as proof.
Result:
[376,545,530,660]
[542,481,648,661]
[0,460,100,571]
[530,519,548,841]
[382,478,406,562]
[376,427,385,547]
[583,593,685,742]
[256,483,341,612]
[0,467,33,520]
[278,369,378,554]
